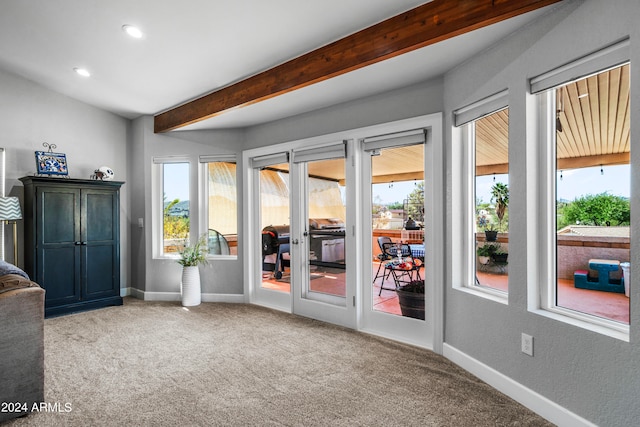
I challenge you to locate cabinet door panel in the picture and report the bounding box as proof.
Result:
[40,190,79,244]
[37,187,81,307]
[84,245,117,297]
[40,246,81,305]
[84,191,115,242]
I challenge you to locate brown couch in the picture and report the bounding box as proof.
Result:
[0,272,45,422]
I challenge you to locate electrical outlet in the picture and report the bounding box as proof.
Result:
[521,333,534,356]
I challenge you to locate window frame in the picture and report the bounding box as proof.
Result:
[452,91,509,303]
[198,154,238,260]
[152,156,192,260]
[529,41,631,340]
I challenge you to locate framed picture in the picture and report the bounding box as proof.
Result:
[35,151,68,176]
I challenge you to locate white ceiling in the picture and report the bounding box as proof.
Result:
[0,0,550,130]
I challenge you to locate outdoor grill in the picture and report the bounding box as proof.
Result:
[262,224,290,279]
[308,218,345,268]
[261,218,346,277]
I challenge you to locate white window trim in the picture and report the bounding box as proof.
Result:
[531,81,630,342]
[452,94,509,303]
[198,155,238,260]
[152,156,192,260]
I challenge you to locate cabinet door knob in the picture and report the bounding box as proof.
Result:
[75,241,81,245]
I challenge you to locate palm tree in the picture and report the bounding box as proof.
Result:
[490,182,509,231]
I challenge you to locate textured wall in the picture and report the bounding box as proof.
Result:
[0,67,130,288]
[130,116,245,296]
[443,1,640,426]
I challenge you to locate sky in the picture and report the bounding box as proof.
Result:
[475,164,630,204]
[163,163,190,202]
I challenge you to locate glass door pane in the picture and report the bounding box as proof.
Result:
[371,144,424,318]
[259,164,290,293]
[302,158,347,305]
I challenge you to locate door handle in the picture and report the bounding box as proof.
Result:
[292,239,299,245]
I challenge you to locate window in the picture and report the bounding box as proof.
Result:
[154,155,238,259]
[161,161,190,255]
[532,39,630,335]
[453,91,509,299]
[474,108,509,293]
[200,155,237,256]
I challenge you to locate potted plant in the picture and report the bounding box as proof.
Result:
[177,234,209,306]
[477,212,498,241]
[491,247,508,264]
[476,242,499,265]
[396,280,425,320]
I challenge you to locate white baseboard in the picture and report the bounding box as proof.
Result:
[443,344,596,427]
[127,289,245,303]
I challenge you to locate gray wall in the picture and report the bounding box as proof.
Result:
[129,116,245,296]
[244,77,443,148]
[443,1,640,426]
[0,67,130,289]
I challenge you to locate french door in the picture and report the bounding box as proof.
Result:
[361,128,439,349]
[248,142,356,328]
[290,141,355,328]
[250,152,291,311]
[245,114,443,349]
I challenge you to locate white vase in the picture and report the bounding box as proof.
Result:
[181,266,201,306]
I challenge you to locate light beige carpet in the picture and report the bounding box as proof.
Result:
[6,298,552,426]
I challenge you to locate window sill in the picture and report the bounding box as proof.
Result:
[531,307,629,342]
[453,284,508,305]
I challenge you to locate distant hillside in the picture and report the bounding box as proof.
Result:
[164,200,189,217]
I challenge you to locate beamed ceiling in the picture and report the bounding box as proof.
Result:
[154,0,562,132]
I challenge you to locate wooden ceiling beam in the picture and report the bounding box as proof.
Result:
[154,0,561,132]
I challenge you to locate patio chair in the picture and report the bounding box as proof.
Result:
[383,242,422,292]
[374,236,394,293]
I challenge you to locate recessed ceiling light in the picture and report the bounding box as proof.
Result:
[73,67,91,77]
[122,24,144,39]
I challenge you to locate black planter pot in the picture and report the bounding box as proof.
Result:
[485,230,498,241]
[396,289,425,320]
[491,253,508,264]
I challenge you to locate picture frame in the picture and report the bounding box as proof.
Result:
[35,150,68,176]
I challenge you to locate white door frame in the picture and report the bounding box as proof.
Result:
[289,140,356,328]
[242,113,444,352]
[358,113,443,351]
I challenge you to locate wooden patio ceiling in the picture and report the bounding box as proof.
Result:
[154,0,561,133]
[309,61,630,183]
[275,63,630,184]
[476,63,630,176]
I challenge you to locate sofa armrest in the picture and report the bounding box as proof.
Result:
[0,276,45,422]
